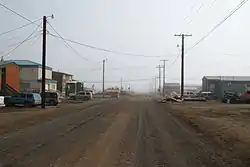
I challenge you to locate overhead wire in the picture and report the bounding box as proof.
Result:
[207,0,219,10]
[1,22,42,58]
[47,21,89,60]
[0,18,42,37]
[48,33,171,58]
[188,0,249,52]
[181,0,220,33]
[83,65,154,72]
[0,2,39,25]
[84,76,197,84]
[6,32,41,48]
[186,3,204,27]
[30,33,41,46]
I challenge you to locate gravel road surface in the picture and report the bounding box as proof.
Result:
[0,96,247,167]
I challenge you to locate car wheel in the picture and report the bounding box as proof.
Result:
[24,102,32,108]
[50,100,57,106]
[6,103,13,107]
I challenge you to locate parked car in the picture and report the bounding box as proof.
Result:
[0,94,5,107]
[41,92,58,106]
[69,91,93,101]
[5,92,41,107]
[222,91,243,104]
[199,91,217,100]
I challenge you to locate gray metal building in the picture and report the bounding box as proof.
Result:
[202,76,250,98]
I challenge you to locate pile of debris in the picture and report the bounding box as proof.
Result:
[159,95,206,103]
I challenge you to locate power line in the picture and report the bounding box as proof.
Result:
[84,77,156,83]
[186,3,204,26]
[1,22,42,58]
[84,76,198,84]
[0,2,38,25]
[0,18,41,37]
[47,21,89,60]
[30,33,41,46]
[48,33,171,58]
[6,32,40,48]
[207,0,219,10]
[188,0,249,52]
[166,55,180,70]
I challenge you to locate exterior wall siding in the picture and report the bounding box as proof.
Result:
[21,81,57,92]
[6,63,20,91]
[52,71,73,94]
[52,72,63,92]
[38,67,52,79]
[20,67,38,81]
[204,79,250,98]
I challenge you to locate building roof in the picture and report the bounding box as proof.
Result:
[1,60,52,70]
[6,60,40,66]
[203,76,250,81]
[52,71,73,76]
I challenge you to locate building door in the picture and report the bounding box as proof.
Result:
[1,68,6,86]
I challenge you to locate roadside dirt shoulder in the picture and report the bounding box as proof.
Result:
[0,100,105,135]
[169,102,250,166]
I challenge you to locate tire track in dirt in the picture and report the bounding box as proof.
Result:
[113,104,139,167]
[0,100,121,167]
[133,102,169,167]
[73,107,131,167]
[51,102,130,167]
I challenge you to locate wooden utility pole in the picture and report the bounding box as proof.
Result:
[155,76,157,93]
[174,34,192,98]
[160,60,168,97]
[102,59,105,98]
[41,16,47,108]
[120,76,123,91]
[156,65,163,96]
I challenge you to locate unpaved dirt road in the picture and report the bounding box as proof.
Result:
[0,96,248,167]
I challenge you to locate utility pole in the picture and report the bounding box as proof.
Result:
[41,16,47,108]
[156,65,163,96]
[160,60,168,97]
[120,76,123,91]
[102,59,105,98]
[174,33,192,98]
[155,76,157,93]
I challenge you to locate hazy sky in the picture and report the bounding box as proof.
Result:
[0,0,249,92]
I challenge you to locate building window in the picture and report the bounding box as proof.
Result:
[51,84,56,90]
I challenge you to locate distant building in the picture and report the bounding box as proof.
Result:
[52,71,73,95]
[184,85,201,93]
[163,83,180,95]
[202,76,250,98]
[0,60,57,92]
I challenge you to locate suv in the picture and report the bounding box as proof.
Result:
[42,92,58,106]
[70,91,93,101]
[5,92,41,107]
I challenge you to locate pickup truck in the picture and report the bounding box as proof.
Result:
[5,92,41,107]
